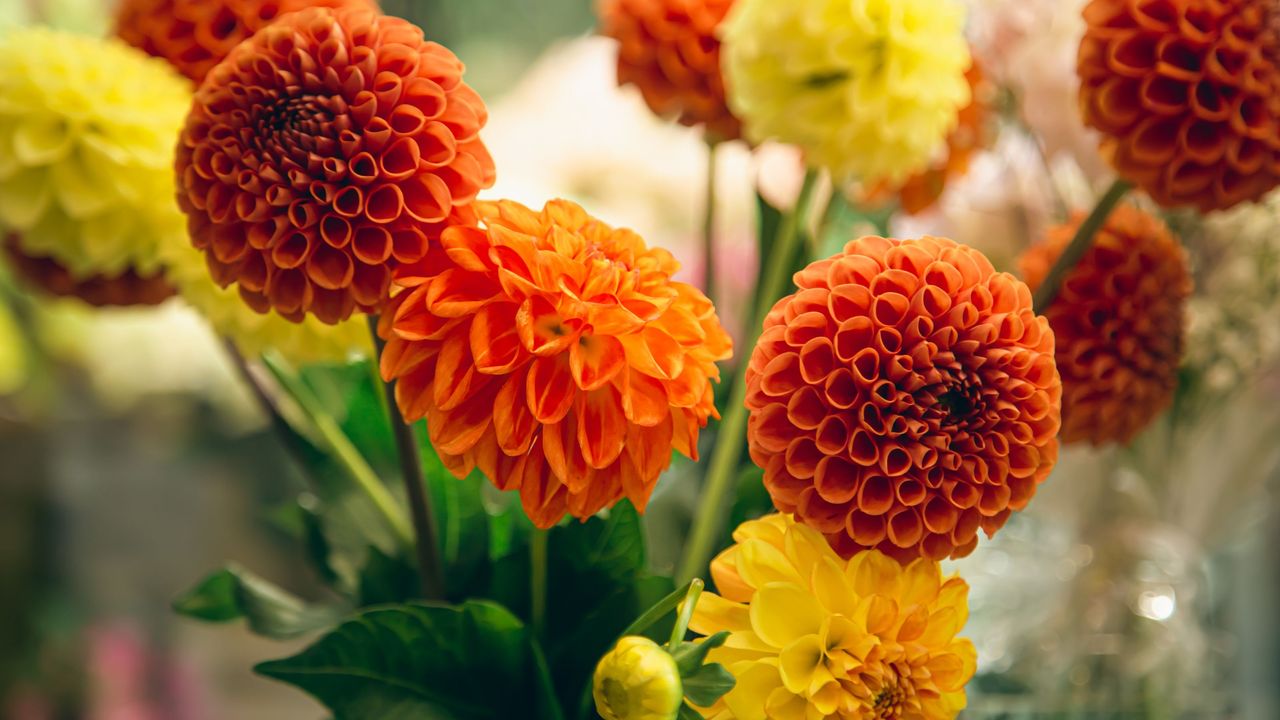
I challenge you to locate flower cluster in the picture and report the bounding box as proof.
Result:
[115,0,378,82]
[690,513,976,719]
[746,236,1061,562]
[721,0,971,183]
[379,198,732,527]
[4,236,175,307]
[1020,204,1190,445]
[1078,0,1280,211]
[598,0,740,141]
[175,6,495,324]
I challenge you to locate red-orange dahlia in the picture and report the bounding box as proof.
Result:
[175,6,494,324]
[598,0,740,142]
[1020,205,1190,446]
[4,237,175,307]
[1078,0,1280,211]
[378,198,733,528]
[745,236,1061,563]
[115,0,378,83]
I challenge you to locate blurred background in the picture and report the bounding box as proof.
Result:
[1,0,1278,718]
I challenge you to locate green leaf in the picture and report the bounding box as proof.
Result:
[677,703,704,720]
[670,631,729,677]
[681,663,735,708]
[418,432,492,602]
[357,546,419,607]
[255,601,563,720]
[172,565,343,639]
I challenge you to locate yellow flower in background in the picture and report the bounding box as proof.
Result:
[594,636,685,720]
[720,0,971,185]
[0,28,188,279]
[691,514,975,719]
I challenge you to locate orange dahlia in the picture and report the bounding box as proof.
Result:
[115,0,378,83]
[1078,0,1280,211]
[175,6,494,324]
[4,238,175,307]
[1020,204,1190,446]
[598,0,740,142]
[378,198,733,528]
[745,236,1061,563]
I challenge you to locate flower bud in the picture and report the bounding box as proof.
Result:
[592,636,683,720]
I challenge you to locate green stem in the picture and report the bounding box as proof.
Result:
[530,528,549,638]
[260,349,414,551]
[365,316,445,601]
[222,341,316,488]
[703,141,718,304]
[1032,178,1132,313]
[668,578,705,647]
[676,169,822,585]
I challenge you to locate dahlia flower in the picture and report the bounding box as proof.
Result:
[175,6,495,324]
[4,238,175,307]
[598,0,740,141]
[115,0,378,83]
[720,0,971,184]
[745,235,1061,561]
[1078,0,1280,211]
[594,637,684,720]
[690,513,976,719]
[0,29,188,280]
[1020,205,1190,446]
[379,198,732,528]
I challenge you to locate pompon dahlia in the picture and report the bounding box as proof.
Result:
[1078,0,1280,211]
[379,198,733,528]
[1020,205,1190,446]
[115,0,378,83]
[720,0,971,184]
[175,6,495,324]
[0,29,189,281]
[598,0,740,142]
[690,513,976,720]
[745,236,1061,562]
[4,237,175,307]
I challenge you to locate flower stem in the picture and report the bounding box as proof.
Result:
[222,340,314,481]
[366,316,445,601]
[1032,178,1132,313]
[530,528,549,638]
[669,578,705,647]
[676,169,821,585]
[259,349,414,553]
[703,140,719,303]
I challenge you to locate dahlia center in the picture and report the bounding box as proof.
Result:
[251,93,338,162]
[871,683,906,719]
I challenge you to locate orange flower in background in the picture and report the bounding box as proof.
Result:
[175,7,495,324]
[1078,0,1280,212]
[4,237,176,308]
[876,61,995,215]
[116,0,378,83]
[745,236,1061,563]
[1020,205,1190,446]
[379,198,732,528]
[598,0,740,142]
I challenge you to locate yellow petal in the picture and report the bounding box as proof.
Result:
[690,592,752,635]
[918,606,960,647]
[784,520,833,581]
[848,549,902,597]
[723,661,781,720]
[861,594,899,637]
[777,634,825,693]
[0,165,52,229]
[810,556,857,616]
[750,582,824,648]
[764,686,810,720]
[737,538,804,589]
[899,558,942,607]
[13,116,72,166]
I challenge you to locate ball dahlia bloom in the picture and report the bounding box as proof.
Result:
[745,236,1061,562]
[598,0,740,142]
[720,0,971,184]
[690,513,976,719]
[4,238,175,307]
[175,6,495,324]
[115,0,378,83]
[0,29,189,282]
[1020,205,1191,446]
[1078,0,1280,211]
[379,198,732,528]
[593,637,684,720]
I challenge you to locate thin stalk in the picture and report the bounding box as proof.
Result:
[676,169,822,584]
[366,316,445,601]
[1033,179,1132,313]
[222,340,314,480]
[259,349,414,550]
[530,528,549,638]
[668,578,705,647]
[702,141,719,304]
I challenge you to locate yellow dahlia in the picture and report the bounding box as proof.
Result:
[720,0,971,184]
[0,28,188,279]
[690,514,976,719]
[594,636,685,720]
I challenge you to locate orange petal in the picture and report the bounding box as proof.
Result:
[569,333,626,391]
[575,386,628,470]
